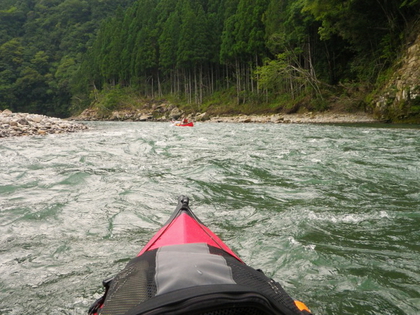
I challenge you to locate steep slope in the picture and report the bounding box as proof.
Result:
[374,28,420,123]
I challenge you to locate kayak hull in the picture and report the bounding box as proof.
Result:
[172,121,194,127]
[89,196,312,315]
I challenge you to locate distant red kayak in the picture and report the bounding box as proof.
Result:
[172,121,194,127]
[89,196,312,315]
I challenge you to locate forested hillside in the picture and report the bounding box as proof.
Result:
[72,0,420,121]
[0,0,136,117]
[1,0,420,121]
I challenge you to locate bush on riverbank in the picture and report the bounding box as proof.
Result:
[81,83,370,121]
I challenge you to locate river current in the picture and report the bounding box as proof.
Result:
[1,121,419,315]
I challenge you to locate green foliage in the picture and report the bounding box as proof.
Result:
[0,38,23,68]
[301,0,419,82]
[0,5,26,43]
[92,85,143,117]
[158,11,181,72]
[0,0,136,116]
[100,88,126,112]
[0,0,418,117]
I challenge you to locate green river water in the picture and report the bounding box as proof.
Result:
[0,121,419,315]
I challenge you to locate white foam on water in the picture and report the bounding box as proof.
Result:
[306,209,394,224]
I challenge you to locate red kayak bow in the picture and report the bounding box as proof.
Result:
[89,196,312,315]
[137,196,241,261]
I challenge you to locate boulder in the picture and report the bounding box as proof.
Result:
[170,107,183,120]
[1,109,12,116]
[139,113,153,121]
[195,112,210,121]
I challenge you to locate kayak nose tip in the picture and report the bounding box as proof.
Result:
[178,195,189,206]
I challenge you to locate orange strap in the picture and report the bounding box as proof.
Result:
[294,300,311,313]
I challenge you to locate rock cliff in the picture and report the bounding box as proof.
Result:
[374,31,420,123]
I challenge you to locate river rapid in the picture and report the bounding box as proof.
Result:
[1,121,419,315]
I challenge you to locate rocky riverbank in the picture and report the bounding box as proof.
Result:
[0,110,88,138]
[74,106,379,124]
[207,112,379,124]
